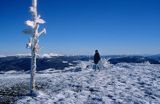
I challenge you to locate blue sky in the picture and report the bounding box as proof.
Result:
[0,0,160,55]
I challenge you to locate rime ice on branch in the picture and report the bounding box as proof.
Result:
[23,0,46,95]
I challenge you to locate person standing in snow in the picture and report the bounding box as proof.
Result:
[94,50,101,71]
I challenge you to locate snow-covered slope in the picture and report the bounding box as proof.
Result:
[0,61,160,104]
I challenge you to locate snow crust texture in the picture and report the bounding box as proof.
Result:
[0,62,160,104]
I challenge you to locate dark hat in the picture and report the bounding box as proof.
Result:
[95,50,98,53]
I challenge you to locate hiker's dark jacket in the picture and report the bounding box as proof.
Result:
[94,53,101,64]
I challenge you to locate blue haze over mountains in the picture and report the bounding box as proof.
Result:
[0,55,160,72]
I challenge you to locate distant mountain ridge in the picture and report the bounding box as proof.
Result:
[0,55,159,72]
[108,55,160,64]
[0,56,89,72]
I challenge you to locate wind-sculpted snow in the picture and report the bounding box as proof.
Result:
[0,62,160,104]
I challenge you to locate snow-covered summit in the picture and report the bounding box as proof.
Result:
[41,53,63,58]
[16,53,31,57]
[2,53,63,58]
[0,55,6,58]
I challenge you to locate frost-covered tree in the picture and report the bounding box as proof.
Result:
[23,0,46,95]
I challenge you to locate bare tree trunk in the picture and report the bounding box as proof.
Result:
[30,0,38,95]
[30,47,37,94]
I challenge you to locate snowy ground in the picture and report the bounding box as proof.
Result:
[0,61,160,104]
